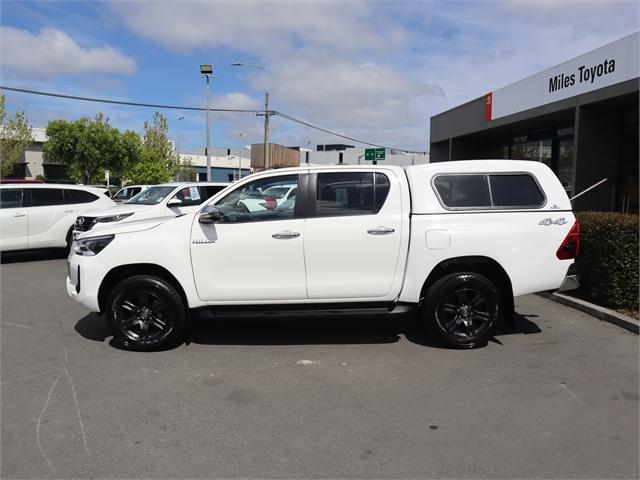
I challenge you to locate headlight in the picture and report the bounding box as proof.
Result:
[72,235,114,256]
[92,212,134,225]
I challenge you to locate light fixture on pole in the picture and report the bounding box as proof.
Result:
[231,62,272,170]
[200,64,215,181]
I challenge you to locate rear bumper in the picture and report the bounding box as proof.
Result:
[557,263,580,292]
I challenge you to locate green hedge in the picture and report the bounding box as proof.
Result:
[575,212,639,311]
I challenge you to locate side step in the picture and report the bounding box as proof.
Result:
[200,302,415,318]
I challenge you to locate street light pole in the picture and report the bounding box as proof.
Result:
[200,64,214,181]
[205,75,211,181]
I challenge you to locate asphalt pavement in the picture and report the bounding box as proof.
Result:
[1,251,638,479]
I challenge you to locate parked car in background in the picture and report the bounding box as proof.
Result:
[84,185,113,198]
[112,185,151,203]
[67,161,579,351]
[238,183,297,212]
[0,184,115,252]
[73,182,230,235]
[0,179,44,184]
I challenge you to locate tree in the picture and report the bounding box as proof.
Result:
[44,113,140,184]
[127,112,180,184]
[0,92,34,178]
[176,155,197,182]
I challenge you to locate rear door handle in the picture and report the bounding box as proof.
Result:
[272,230,300,239]
[13,213,26,217]
[63,210,74,213]
[367,226,395,235]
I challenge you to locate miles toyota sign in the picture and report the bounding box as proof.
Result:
[486,32,638,121]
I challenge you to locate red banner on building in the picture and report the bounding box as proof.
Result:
[485,92,492,122]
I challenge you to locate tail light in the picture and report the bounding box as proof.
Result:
[556,221,580,260]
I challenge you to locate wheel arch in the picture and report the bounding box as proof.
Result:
[419,256,514,324]
[98,263,188,314]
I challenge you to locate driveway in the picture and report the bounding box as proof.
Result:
[1,251,638,478]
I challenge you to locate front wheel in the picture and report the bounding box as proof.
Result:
[106,275,186,351]
[423,272,502,348]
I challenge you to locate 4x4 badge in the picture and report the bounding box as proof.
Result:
[539,217,567,226]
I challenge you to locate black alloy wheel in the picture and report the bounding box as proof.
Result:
[424,272,501,348]
[106,276,186,351]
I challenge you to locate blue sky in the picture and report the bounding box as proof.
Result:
[1,0,638,154]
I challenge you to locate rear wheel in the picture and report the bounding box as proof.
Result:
[423,272,501,348]
[106,275,186,351]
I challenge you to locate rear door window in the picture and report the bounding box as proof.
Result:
[315,172,390,217]
[1,189,23,209]
[29,188,64,207]
[64,189,99,204]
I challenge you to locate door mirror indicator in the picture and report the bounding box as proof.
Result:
[199,205,224,224]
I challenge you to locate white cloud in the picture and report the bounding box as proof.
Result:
[263,57,442,130]
[109,1,404,55]
[0,26,136,79]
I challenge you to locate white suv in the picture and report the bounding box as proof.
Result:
[74,182,230,235]
[0,183,114,251]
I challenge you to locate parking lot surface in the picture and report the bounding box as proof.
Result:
[1,251,638,479]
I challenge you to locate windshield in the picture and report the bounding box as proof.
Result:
[114,187,139,200]
[126,186,175,205]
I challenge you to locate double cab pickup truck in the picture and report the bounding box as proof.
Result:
[67,160,579,350]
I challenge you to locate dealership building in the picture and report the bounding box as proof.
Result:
[430,32,638,213]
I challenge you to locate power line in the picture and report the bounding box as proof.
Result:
[0,86,260,113]
[1,85,426,154]
[276,112,426,154]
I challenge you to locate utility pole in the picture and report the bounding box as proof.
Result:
[230,63,272,170]
[264,92,270,169]
[238,132,243,180]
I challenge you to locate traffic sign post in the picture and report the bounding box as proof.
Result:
[364,148,385,164]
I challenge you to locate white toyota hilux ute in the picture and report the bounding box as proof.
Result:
[66,160,580,350]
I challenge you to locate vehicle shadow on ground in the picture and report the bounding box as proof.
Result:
[74,310,541,350]
[1,249,67,264]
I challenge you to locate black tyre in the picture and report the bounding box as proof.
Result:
[106,275,186,351]
[423,272,502,348]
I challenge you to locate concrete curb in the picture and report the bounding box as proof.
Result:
[538,292,639,334]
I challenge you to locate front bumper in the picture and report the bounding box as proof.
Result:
[66,253,107,312]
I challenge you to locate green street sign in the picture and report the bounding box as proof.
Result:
[365,147,385,161]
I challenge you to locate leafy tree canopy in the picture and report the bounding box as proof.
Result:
[127,112,180,184]
[0,92,34,178]
[43,113,140,184]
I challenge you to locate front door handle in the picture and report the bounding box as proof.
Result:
[272,230,300,239]
[367,226,395,235]
[63,210,74,213]
[13,213,26,218]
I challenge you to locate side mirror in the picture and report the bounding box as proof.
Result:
[199,205,224,224]
[167,198,183,207]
